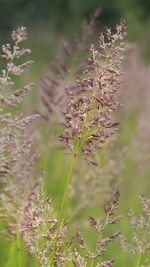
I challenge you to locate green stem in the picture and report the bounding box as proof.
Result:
[50,52,110,266]
[50,151,78,266]
[50,93,92,265]
[7,241,15,267]
[136,257,141,267]
[17,233,21,267]
[90,208,112,267]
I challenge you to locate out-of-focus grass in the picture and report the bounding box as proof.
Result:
[0,26,150,267]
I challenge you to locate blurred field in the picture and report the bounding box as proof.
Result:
[0,17,150,267]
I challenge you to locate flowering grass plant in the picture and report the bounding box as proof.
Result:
[0,14,149,267]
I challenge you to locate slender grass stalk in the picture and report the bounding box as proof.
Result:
[51,66,107,267]
[17,232,21,267]
[51,88,98,266]
[50,150,77,266]
[50,21,126,265]
[50,77,98,266]
[136,256,141,267]
[7,241,16,267]
[90,232,102,267]
[90,209,111,267]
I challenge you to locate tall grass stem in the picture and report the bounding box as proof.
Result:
[50,151,77,266]
[17,233,21,267]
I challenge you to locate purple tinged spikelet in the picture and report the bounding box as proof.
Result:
[120,194,150,265]
[0,26,40,242]
[60,20,126,164]
[73,191,122,266]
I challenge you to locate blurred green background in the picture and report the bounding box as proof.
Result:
[0,0,150,266]
[0,0,150,39]
[1,0,150,78]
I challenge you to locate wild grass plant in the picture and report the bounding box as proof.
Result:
[0,12,150,267]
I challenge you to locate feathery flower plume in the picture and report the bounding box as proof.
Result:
[0,26,40,245]
[59,20,126,164]
[0,26,73,267]
[73,191,122,266]
[0,26,34,103]
[20,182,72,267]
[120,194,150,267]
[51,20,126,266]
[40,9,101,131]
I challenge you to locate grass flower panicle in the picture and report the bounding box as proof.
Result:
[0,26,40,246]
[0,26,33,93]
[40,9,101,132]
[2,17,149,267]
[120,195,150,266]
[50,20,126,266]
[59,20,126,164]
[20,181,72,267]
[73,191,122,266]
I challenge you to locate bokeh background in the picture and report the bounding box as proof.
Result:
[1,0,150,60]
[1,0,150,38]
[0,0,150,266]
[1,0,150,84]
